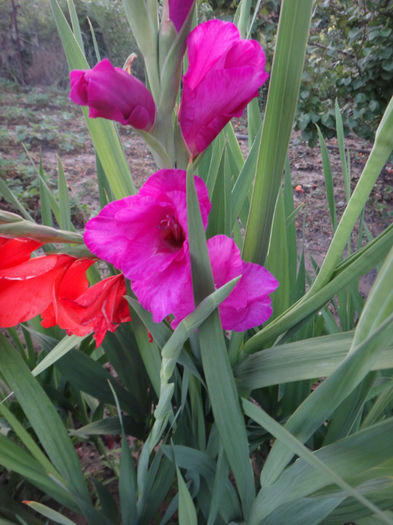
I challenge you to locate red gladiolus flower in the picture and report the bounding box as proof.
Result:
[169,0,194,32]
[42,271,131,347]
[40,258,94,331]
[179,20,268,157]
[70,58,156,131]
[0,237,130,346]
[0,242,81,327]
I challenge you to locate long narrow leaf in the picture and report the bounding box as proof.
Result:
[32,335,86,377]
[0,435,76,511]
[150,276,240,449]
[310,95,393,293]
[317,124,337,229]
[186,168,255,516]
[261,247,393,484]
[244,400,393,525]
[0,177,34,221]
[244,223,393,353]
[243,0,313,264]
[22,502,76,525]
[0,336,89,500]
[0,403,60,479]
[177,467,198,525]
[57,156,72,231]
[236,332,393,391]
[51,0,135,199]
[67,0,85,54]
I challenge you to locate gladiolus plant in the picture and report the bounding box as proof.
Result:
[1,0,393,524]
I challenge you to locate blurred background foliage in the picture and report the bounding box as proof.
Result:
[0,0,392,144]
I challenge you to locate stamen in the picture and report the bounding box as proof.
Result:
[158,214,185,248]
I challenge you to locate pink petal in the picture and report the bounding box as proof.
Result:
[220,263,279,331]
[69,70,88,105]
[219,298,273,332]
[171,235,243,328]
[208,235,243,286]
[184,21,241,90]
[133,254,191,323]
[170,275,194,329]
[180,65,267,156]
[84,196,136,272]
[137,169,211,229]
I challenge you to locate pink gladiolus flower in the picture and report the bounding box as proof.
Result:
[84,170,211,323]
[179,20,269,157]
[172,235,278,331]
[169,0,194,32]
[70,58,155,131]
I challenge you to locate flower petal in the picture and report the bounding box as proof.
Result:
[179,20,268,156]
[57,274,130,346]
[84,170,210,286]
[41,258,94,331]
[70,58,155,130]
[0,237,42,269]
[219,262,279,331]
[0,255,75,327]
[183,20,240,90]
[170,235,279,331]
[208,234,243,286]
[132,253,191,323]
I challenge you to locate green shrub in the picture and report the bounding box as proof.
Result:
[0,0,140,86]
[299,0,393,144]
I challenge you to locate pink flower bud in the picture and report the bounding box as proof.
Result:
[70,58,156,131]
[169,0,194,32]
[179,20,269,157]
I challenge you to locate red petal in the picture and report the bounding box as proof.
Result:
[48,273,130,347]
[0,237,42,269]
[0,255,75,327]
[41,258,94,334]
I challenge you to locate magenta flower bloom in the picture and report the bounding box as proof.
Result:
[172,235,278,331]
[179,20,269,157]
[70,58,155,131]
[84,170,211,322]
[169,0,194,32]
